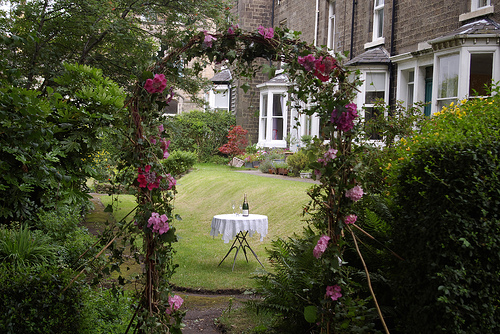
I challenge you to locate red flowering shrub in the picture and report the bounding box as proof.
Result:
[218,125,248,157]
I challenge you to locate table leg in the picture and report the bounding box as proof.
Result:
[217,231,264,271]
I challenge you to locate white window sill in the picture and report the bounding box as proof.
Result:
[459,6,494,22]
[364,38,385,50]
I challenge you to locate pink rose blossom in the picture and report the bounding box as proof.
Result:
[228,24,239,35]
[298,54,316,72]
[148,212,170,235]
[144,74,167,94]
[326,285,342,301]
[345,185,364,202]
[203,30,217,48]
[160,138,170,159]
[344,214,357,225]
[164,173,176,190]
[258,25,274,39]
[166,295,184,314]
[313,235,330,259]
[331,103,358,132]
[158,124,164,133]
[137,165,161,190]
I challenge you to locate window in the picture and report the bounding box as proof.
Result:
[472,0,490,11]
[327,2,335,51]
[373,0,384,40]
[469,53,493,97]
[437,53,459,110]
[207,84,230,111]
[258,89,288,147]
[406,70,415,108]
[260,94,268,141]
[272,94,284,140]
[364,72,387,140]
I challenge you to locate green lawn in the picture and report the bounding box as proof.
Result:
[101,163,314,291]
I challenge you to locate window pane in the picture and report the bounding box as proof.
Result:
[366,72,385,91]
[438,54,459,99]
[469,53,493,96]
[262,94,268,117]
[272,118,283,140]
[213,90,228,109]
[365,107,382,140]
[376,9,384,38]
[273,94,283,116]
[375,0,384,7]
[366,91,385,104]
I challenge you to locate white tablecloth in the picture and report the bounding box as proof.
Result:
[210,214,268,243]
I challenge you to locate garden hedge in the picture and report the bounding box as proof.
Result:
[391,140,500,333]
[0,265,86,334]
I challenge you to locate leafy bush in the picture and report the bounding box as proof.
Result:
[81,288,135,334]
[0,265,86,334]
[36,205,100,268]
[286,150,310,175]
[163,109,235,162]
[218,125,248,157]
[160,150,197,177]
[250,228,381,333]
[391,140,500,334]
[0,226,60,268]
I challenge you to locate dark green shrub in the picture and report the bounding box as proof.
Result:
[36,205,100,268]
[160,150,197,177]
[251,228,381,334]
[81,288,135,334]
[286,150,310,175]
[0,265,86,334]
[163,109,235,162]
[391,141,500,334]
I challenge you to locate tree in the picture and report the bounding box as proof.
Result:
[0,0,232,92]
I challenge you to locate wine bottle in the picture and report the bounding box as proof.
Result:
[242,193,249,216]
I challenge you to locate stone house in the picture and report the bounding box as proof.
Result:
[206,0,500,149]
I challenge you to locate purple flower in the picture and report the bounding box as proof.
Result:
[258,25,274,39]
[148,212,170,235]
[203,30,217,48]
[345,185,364,202]
[313,235,331,259]
[158,124,164,133]
[166,295,184,314]
[326,285,342,301]
[228,24,239,35]
[144,74,167,94]
[331,103,358,132]
[298,54,316,72]
[344,214,357,225]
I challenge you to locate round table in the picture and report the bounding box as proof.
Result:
[210,213,268,243]
[210,213,268,271]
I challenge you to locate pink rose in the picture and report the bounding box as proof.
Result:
[345,185,364,202]
[166,295,184,314]
[313,235,330,259]
[344,214,357,225]
[326,285,342,301]
[144,74,167,94]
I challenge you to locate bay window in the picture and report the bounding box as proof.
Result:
[257,84,289,148]
[437,53,459,110]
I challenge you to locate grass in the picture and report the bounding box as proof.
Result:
[100,163,314,291]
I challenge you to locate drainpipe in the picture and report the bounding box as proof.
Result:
[314,0,319,46]
[350,0,356,59]
[389,0,397,107]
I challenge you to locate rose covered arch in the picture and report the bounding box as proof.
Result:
[120,24,389,334]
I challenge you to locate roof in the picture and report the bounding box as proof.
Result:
[256,72,290,88]
[345,46,391,66]
[210,68,232,83]
[429,18,500,44]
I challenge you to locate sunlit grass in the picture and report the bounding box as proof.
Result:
[101,163,313,290]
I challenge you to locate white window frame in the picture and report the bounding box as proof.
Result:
[432,45,499,114]
[435,52,460,111]
[472,0,491,11]
[257,86,289,148]
[327,2,336,52]
[207,84,230,111]
[365,0,385,49]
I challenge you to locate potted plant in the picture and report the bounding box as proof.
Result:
[259,159,274,174]
[274,161,289,175]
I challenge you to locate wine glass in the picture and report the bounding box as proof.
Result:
[239,205,242,216]
[231,201,236,215]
